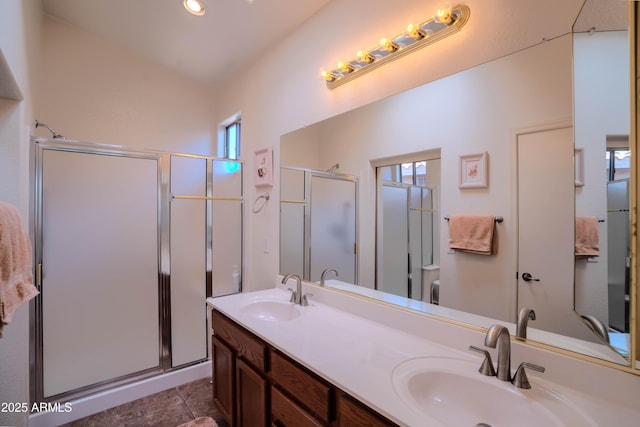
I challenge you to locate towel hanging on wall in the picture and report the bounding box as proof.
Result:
[448,214,497,255]
[575,216,600,258]
[0,201,39,338]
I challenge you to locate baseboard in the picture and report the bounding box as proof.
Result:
[28,361,211,427]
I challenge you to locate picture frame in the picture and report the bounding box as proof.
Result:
[254,147,273,187]
[575,148,584,187]
[459,152,488,189]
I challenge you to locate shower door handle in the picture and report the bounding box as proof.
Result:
[521,272,539,282]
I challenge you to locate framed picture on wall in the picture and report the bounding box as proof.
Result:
[459,152,488,189]
[254,147,273,187]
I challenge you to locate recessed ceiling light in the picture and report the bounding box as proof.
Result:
[183,0,206,16]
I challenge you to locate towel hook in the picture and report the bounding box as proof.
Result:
[252,192,270,213]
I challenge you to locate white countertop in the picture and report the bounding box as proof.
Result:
[207,281,640,427]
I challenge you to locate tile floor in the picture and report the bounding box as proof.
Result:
[61,378,230,427]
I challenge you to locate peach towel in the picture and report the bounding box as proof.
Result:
[0,201,39,338]
[575,216,599,257]
[448,215,496,255]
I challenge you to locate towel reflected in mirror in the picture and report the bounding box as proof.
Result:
[448,214,497,255]
[575,216,600,258]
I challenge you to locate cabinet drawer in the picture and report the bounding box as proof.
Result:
[212,309,267,372]
[270,351,331,423]
[271,386,324,427]
[337,392,396,427]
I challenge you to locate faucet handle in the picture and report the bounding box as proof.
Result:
[469,345,496,377]
[287,288,297,303]
[511,362,545,389]
[302,292,313,306]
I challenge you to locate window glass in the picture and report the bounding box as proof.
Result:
[225,121,240,160]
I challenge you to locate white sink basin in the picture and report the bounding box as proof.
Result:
[241,300,301,321]
[391,357,596,427]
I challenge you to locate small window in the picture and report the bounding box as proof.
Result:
[218,114,241,160]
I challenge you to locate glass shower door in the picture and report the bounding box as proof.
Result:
[40,149,160,398]
[309,175,357,284]
[170,155,207,367]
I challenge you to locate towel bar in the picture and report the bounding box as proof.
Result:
[444,215,503,223]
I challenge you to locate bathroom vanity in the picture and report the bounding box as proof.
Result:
[211,307,394,426]
[207,279,640,427]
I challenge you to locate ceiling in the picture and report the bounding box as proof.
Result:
[41,0,332,87]
[41,0,624,89]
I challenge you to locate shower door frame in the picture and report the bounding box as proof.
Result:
[30,138,239,403]
[280,167,359,284]
[306,170,359,284]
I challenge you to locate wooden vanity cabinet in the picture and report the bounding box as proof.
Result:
[211,310,268,427]
[211,309,397,427]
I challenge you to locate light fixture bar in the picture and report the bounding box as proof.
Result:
[324,5,470,90]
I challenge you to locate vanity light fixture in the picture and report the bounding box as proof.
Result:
[183,0,206,16]
[321,4,470,90]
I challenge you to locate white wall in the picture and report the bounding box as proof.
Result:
[0,0,42,425]
[37,16,216,155]
[281,126,322,169]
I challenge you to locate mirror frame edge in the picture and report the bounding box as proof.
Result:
[632,0,639,369]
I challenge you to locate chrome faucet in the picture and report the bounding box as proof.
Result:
[320,268,338,286]
[282,273,302,305]
[511,362,545,389]
[516,308,536,339]
[484,324,512,381]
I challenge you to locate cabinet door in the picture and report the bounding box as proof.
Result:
[236,359,267,427]
[212,336,235,426]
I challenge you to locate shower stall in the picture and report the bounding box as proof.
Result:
[30,138,243,402]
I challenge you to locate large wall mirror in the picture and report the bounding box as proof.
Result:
[280,0,635,368]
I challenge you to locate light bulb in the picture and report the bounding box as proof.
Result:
[357,50,375,63]
[436,4,454,25]
[184,0,205,16]
[321,71,336,82]
[338,61,354,73]
[379,38,399,52]
[407,23,426,40]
